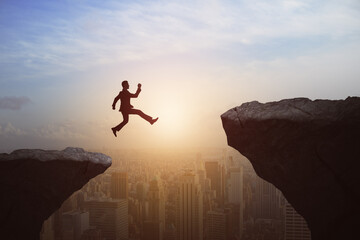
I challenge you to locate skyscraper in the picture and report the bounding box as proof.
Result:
[254,175,282,220]
[108,171,129,239]
[228,167,244,237]
[205,161,224,206]
[284,201,311,240]
[228,167,243,204]
[143,177,165,240]
[196,156,206,193]
[85,198,128,240]
[111,172,128,199]
[136,181,148,202]
[206,209,226,240]
[177,170,203,240]
[61,210,89,240]
[40,214,55,240]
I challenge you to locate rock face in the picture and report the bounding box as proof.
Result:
[0,147,111,240]
[221,97,360,240]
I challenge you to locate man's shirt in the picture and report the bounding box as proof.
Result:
[113,88,141,112]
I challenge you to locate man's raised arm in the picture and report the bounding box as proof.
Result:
[130,83,142,98]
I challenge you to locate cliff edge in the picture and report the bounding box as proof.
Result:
[0,147,111,240]
[221,97,360,240]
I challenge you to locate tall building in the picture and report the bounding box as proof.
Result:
[228,167,243,204]
[143,177,165,240]
[206,209,226,240]
[40,214,55,240]
[284,201,311,240]
[243,171,254,221]
[85,198,128,240]
[205,161,224,206]
[196,157,206,193]
[228,167,244,238]
[80,228,103,240]
[254,175,282,220]
[177,170,203,240]
[164,224,176,240]
[61,210,89,240]
[111,172,128,199]
[136,181,148,202]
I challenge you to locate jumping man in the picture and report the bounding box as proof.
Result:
[111,80,158,137]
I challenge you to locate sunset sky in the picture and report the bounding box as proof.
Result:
[1,0,359,151]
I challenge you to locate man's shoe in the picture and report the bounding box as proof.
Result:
[111,128,117,137]
[150,117,158,125]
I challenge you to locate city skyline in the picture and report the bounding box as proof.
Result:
[40,147,311,240]
[1,0,360,150]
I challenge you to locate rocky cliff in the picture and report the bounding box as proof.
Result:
[221,97,360,240]
[0,147,111,240]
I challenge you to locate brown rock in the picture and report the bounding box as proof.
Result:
[0,147,111,240]
[221,97,360,240]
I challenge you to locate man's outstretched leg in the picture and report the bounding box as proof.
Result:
[111,112,129,137]
[128,109,158,125]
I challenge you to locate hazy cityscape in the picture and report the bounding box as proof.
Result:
[40,147,310,240]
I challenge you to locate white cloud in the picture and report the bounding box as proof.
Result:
[0,120,86,140]
[221,41,360,101]
[34,122,86,140]
[0,122,26,136]
[1,0,359,77]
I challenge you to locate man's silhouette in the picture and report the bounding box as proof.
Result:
[111,80,158,137]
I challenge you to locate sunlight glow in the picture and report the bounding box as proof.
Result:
[156,99,188,138]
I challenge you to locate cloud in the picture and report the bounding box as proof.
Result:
[1,0,359,78]
[0,96,31,110]
[34,122,86,140]
[0,122,26,136]
[0,120,89,150]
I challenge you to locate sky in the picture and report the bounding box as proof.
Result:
[0,0,359,151]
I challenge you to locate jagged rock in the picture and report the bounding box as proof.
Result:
[221,97,360,240]
[0,147,111,240]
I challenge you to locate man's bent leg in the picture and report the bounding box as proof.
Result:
[113,112,129,131]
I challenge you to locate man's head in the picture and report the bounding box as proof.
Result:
[122,80,129,89]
